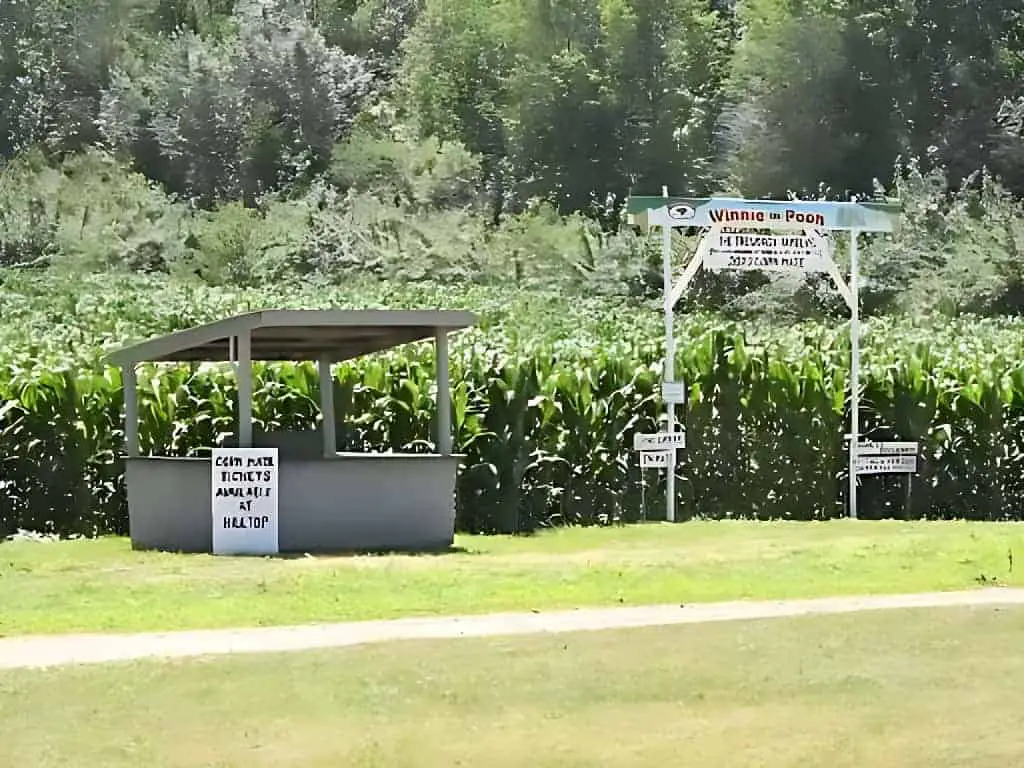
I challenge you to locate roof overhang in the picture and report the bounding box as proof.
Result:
[105,309,478,366]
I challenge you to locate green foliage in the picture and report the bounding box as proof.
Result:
[719,0,1024,198]
[331,128,483,210]
[0,147,653,291]
[396,0,729,212]
[98,0,373,206]
[0,0,139,156]
[0,149,189,271]
[862,163,1024,315]
[2,0,1022,211]
[721,0,889,196]
[312,0,422,67]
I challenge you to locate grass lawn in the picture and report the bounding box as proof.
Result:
[1,520,1022,637]
[2,605,1023,767]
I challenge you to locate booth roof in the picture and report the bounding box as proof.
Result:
[105,309,478,364]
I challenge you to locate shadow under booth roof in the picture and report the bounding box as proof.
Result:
[106,308,478,555]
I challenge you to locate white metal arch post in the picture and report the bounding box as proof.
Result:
[629,195,900,522]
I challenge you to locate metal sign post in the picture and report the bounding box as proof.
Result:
[661,186,677,523]
[848,229,860,519]
[628,196,900,521]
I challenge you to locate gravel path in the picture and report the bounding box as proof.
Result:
[3,587,1024,671]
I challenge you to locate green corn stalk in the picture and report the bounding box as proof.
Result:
[6,297,1024,534]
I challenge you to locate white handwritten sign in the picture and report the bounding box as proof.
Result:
[705,232,832,273]
[858,441,919,456]
[211,447,279,555]
[640,451,671,469]
[855,454,917,475]
[633,432,686,451]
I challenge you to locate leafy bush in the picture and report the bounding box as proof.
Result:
[0,149,190,271]
[98,0,373,206]
[0,145,654,291]
[331,127,484,210]
[862,163,1024,315]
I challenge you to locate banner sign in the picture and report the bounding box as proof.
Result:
[705,231,832,273]
[627,196,901,233]
[713,232,821,253]
[211,447,279,555]
[704,251,829,273]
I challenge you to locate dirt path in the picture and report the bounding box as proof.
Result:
[3,587,1024,671]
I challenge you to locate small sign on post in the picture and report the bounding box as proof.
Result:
[855,455,917,475]
[854,441,919,475]
[661,381,686,404]
[858,441,918,456]
[633,432,686,451]
[640,451,671,469]
[211,447,279,555]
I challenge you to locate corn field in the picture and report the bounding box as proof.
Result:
[2,273,1024,536]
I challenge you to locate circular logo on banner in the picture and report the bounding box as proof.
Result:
[667,203,696,221]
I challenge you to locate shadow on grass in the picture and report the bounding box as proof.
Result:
[136,544,477,560]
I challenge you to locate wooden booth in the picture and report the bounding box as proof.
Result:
[107,309,477,554]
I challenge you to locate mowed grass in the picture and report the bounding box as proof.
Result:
[2,605,1024,767]
[1,520,1022,636]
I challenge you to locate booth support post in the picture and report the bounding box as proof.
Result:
[319,355,336,458]
[435,328,452,455]
[122,363,139,457]
[235,331,253,448]
[661,185,676,523]
[848,229,861,519]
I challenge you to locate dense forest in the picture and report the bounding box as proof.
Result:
[0,0,1022,316]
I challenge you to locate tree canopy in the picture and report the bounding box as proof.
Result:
[1,0,1022,316]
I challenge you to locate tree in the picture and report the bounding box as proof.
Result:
[0,0,145,158]
[311,0,422,72]
[718,0,900,197]
[99,0,373,206]
[855,0,1023,191]
[396,0,729,215]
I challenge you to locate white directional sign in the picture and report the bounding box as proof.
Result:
[640,451,671,469]
[633,432,686,451]
[855,454,917,475]
[858,441,918,456]
[661,381,686,404]
[705,232,832,273]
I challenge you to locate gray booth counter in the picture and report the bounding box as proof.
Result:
[125,453,462,554]
[108,309,477,554]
